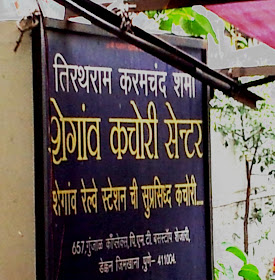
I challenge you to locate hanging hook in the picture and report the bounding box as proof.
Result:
[14,10,40,52]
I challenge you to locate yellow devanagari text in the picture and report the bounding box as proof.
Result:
[141,176,172,219]
[164,102,203,159]
[52,180,77,216]
[174,175,204,207]
[109,100,158,160]
[129,178,138,209]
[80,178,98,214]
[50,98,101,165]
[101,178,127,212]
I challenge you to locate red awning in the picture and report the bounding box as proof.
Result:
[206,0,275,49]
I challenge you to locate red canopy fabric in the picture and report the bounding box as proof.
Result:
[206,0,275,49]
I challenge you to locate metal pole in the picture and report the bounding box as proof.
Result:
[240,75,275,88]
[53,0,262,107]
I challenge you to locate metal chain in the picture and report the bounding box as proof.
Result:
[107,0,134,32]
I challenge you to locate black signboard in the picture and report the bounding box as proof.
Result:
[33,19,212,280]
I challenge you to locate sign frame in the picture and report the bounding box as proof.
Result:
[32,18,213,280]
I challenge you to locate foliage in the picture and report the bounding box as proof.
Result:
[250,197,275,221]
[224,22,259,49]
[211,90,275,177]
[215,245,262,280]
[211,89,275,254]
[146,7,218,43]
[226,246,248,264]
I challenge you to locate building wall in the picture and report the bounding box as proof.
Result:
[0,21,35,280]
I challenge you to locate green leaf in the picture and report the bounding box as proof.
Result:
[181,11,214,39]
[224,20,231,32]
[215,262,235,280]
[236,37,248,49]
[260,166,265,172]
[164,10,183,25]
[159,18,173,31]
[162,9,188,26]
[216,261,226,274]
[214,267,220,280]
[159,7,218,43]
[238,264,261,280]
[226,246,247,264]
[241,264,259,274]
[226,266,235,280]
[146,10,158,19]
